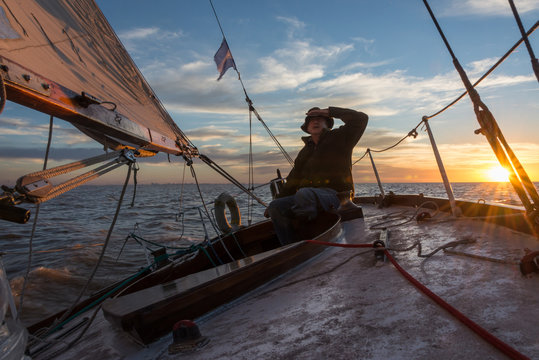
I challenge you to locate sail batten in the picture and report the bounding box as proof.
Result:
[0,0,191,155]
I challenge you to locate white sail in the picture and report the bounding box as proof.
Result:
[0,0,193,155]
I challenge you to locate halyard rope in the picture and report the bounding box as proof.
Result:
[18,115,54,318]
[210,0,294,166]
[189,163,236,263]
[0,70,6,115]
[42,163,133,337]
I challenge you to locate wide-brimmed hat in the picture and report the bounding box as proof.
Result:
[301,107,334,133]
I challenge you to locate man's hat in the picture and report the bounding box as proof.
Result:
[301,107,334,133]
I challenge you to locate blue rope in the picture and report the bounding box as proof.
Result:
[231,232,246,258]
[129,233,219,267]
[206,240,223,265]
[129,233,191,250]
[44,264,152,336]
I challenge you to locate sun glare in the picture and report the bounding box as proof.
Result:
[486,166,510,182]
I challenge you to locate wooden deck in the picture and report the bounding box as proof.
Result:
[42,200,538,359]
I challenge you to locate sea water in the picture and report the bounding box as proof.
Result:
[0,182,529,325]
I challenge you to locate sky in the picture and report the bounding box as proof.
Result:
[0,0,538,186]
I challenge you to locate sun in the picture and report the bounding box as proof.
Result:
[486,165,510,182]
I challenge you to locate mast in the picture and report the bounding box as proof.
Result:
[422,0,539,218]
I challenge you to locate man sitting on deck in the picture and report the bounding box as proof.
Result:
[265,106,368,245]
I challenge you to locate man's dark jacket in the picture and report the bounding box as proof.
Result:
[279,107,368,197]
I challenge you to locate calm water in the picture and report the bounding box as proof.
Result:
[0,182,530,324]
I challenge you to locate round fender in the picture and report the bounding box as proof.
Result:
[214,192,241,233]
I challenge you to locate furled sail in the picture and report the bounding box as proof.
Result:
[0,0,193,155]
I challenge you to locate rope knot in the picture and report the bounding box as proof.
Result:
[182,154,193,166]
[408,129,418,138]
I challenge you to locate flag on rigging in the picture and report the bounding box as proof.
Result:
[214,38,236,81]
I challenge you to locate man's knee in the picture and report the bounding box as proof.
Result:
[294,188,317,205]
[267,195,295,219]
[292,188,318,220]
[266,201,279,218]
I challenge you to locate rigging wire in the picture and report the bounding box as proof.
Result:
[352,20,539,166]
[38,264,153,359]
[129,162,139,207]
[209,0,293,166]
[0,70,6,114]
[425,21,539,120]
[507,0,539,83]
[19,115,54,319]
[248,101,294,165]
[189,163,235,262]
[189,162,223,230]
[422,0,539,215]
[248,107,254,225]
[176,162,188,241]
[209,0,226,41]
[370,129,419,154]
[198,154,268,207]
[353,127,420,165]
[44,162,134,336]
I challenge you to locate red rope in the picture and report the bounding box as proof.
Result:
[304,240,530,359]
[383,250,529,360]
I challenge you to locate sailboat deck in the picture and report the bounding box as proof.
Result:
[53,203,538,360]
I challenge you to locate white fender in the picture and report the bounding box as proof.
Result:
[214,192,241,233]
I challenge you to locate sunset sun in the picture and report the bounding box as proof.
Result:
[486,166,510,182]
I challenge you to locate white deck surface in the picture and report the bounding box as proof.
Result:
[52,204,538,360]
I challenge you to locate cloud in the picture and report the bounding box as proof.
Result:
[296,63,536,118]
[0,147,107,161]
[338,60,394,72]
[351,36,376,56]
[144,59,246,115]
[248,40,354,93]
[118,27,184,41]
[352,37,375,45]
[467,57,499,74]
[185,126,239,141]
[276,16,305,38]
[102,8,538,178]
[355,128,417,153]
[119,27,160,40]
[441,0,539,17]
[250,56,324,92]
[117,26,185,54]
[0,117,28,127]
[135,11,536,133]
[0,117,94,146]
[4,138,537,185]
[352,140,539,183]
[185,126,296,155]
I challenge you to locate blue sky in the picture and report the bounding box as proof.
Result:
[0,0,538,185]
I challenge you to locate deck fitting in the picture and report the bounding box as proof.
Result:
[168,320,210,354]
